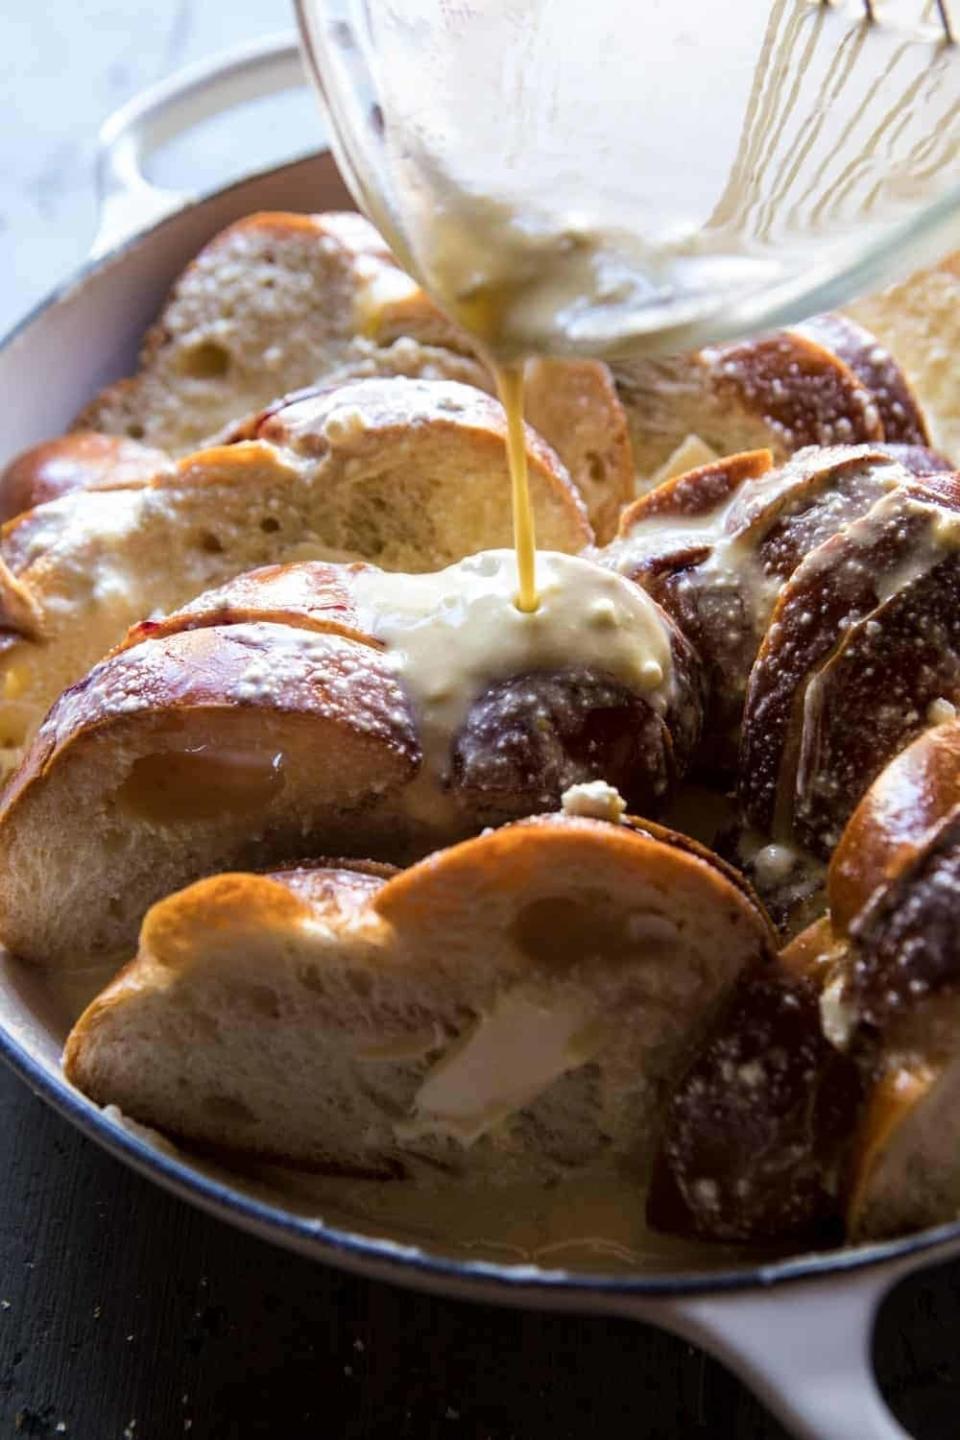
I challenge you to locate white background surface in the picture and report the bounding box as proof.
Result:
[1,0,319,335]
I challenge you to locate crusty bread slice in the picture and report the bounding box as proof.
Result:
[0,552,703,970]
[0,377,589,763]
[848,253,960,465]
[603,444,928,749]
[63,814,774,1178]
[69,209,632,540]
[0,621,420,970]
[845,1019,960,1241]
[652,716,960,1244]
[838,814,960,1238]
[740,476,960,854]
[829,717,960,937]
[0,433,173,522]
[794,313,929,447]
[648,917,859,1243]
[73,212,441,455]
[519,359,634,542]
[316,347,635,542]
[611,330,886,489]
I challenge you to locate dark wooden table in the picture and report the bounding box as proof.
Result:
[2,1058,960,1439]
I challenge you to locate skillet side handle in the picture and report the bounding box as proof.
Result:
[655,1266,909,1439]
[90,32,309,260]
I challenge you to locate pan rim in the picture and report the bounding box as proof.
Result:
[4,1017,958,1298]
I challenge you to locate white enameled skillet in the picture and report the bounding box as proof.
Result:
[1,34,957,1439]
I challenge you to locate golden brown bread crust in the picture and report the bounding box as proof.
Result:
[70,208,630,539]
[0,548,706,966]
[1,621,418,820]
[829,719,960,937]
[616,449,773,534]
[740,477,960,854]
[605,445,927,760]
[251,379,591,543]
[375,810,774,945]
[121,561,380,654]
[0,433,173,522]
[654,715,960,1245]
[73,211,427,440]
[0,620,421,967]
[0,376,593,773]
[703,332,885,450]
[794,314,929,447]
[138,554,705,813]
[612,326,893,491]
[843,1060,940,1239]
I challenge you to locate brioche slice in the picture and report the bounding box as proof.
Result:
[0,377,589,762]
[840,830,960,1237]
[829,717,960,937]
[0,546,704,970]
[0,433,173,523]
[845,1018,960,1241]
[648,917,859,1243]
[73,212,442,455]
[832,721,960,1237]
[63,814,774,1178]
[317,348,635,542]
[604,444,923,747]
[653,718,960,1244]
[0,621,420,970]
[519,359,634,542]
[795,313,929,446]
[740,477,960,854]
[611,330,885,489]
[848,253,960,463]
[70,208,631,540]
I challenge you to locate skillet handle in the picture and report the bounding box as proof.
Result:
[90,32,309,260]
[653,1264,910,1439]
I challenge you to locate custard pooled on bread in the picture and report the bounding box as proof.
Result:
[601,442,960,866]
[0,551,701,971]
[0,378,589,771]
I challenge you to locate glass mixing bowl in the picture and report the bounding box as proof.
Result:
[295,0,960,358]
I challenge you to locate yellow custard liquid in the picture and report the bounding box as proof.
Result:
[493,362,539,612]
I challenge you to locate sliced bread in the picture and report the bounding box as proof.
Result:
[0,377,589,765]
[70,209,633,540]
[63,814,774,1179]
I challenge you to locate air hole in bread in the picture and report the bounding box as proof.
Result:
[585,451,605,483]
[202,1093,255,1124]
[345,969,374,999]
[259,516,281,534]
[238,983,282,1020]
[511,893,625,970]
[198,531,224,555]
[115,748,285,824]
[176,340,231,380]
